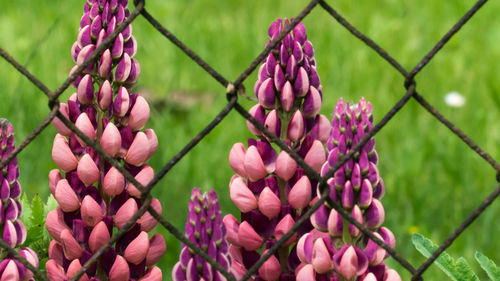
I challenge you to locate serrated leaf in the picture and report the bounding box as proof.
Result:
[456,257,479,281]
[44,195,58,217]
[19,193,32,229]
[30,194,44,226]
[412,233,478,281]
[475,252,500,281]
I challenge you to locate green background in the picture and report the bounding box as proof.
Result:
[1,0,500,279]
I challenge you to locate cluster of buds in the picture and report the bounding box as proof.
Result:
[172,189,233,281]
[0,119,39,280]
[225,18,331,280]
[295,98,401,281]
[46,0,165,280]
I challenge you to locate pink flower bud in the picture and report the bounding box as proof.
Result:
[365,199,385,229]
[98,49,112,78]
[140,266,162,281]
[98,80,113,110]
[312,238,333,273]
[303,86,322,117]
[77,25,92,48]
[327,208,343,237]
[229,176,257,213]
[378,227,396,250]
[67,259,90,281]
[127,165,154,198]
[75,112,96,146]
[223,214,240,245]
[20,247,39,269]
[53,103,72,136]
[138,198,162,232]
[115,53,132,83]
[103,166,125,196]
[257,187,281,219]
[243,146,268,181]
[362,273,378,281]
[275,150,297,181]
[258,250,281,281]
[365,232,386,266]
[124,231,150,265]
[113,86,130,117]
[229,143,247,178]
[125,131,150,166]
[80,195,104,227]
[274,64,285,90]
[126,58,141,84]
[77,74,94,105]
[46,260,67,281]
[146,234,166,266]
[114,198,138,229]
[237,221,263,251]
[274,214,297,246]
[109,255,130,281]
[313,114,332,144]
[111,33,124,59]
[128,96,150,130]
[296,264,316,281]
[2,221,17,248]
[304,140,326,173]
[0,260,19,281]
[257,78,276,109]
[60,229,83,260]
[384,269,402,281]
[287,110,305,142]
[46,209,70,241]
[294,67,309,97]
[52,134,78,172]
[264,109,281,139]
[49,169,63,196]
[297,232,314,263]
[359,179,373,209]
[349,205,364,237]
[281,81,294,112]
[101,122,122,157]
[144,128,159,159]
[333,245,368,280]
[124,36,138,57]
[246,104,265,136]
[288,176,312,210]
[48,241,64,265]
[88,221,110,253]
[77,154,99,186]
[55,179,80,212]
[71,41,80,63]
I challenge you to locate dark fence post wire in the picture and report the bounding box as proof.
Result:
[0,0,497,280]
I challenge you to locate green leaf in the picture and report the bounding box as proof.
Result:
[475,252,500,281]
[19,193,32,229]
[412,233,479,281]
[44,194,58,217]
[24,194,45,245]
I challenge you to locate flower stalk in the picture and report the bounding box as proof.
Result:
[46,1,165,280]
[0,119,39,281]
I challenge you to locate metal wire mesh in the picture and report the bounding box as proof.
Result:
[0,0,498,280]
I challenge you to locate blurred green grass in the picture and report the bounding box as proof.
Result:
[1,0,500,279]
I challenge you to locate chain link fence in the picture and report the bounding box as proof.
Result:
[0,0,497,280]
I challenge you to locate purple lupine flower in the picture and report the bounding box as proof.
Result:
[0,119,39,281]
[225,18,332,280]
[295,98,401,281]
[46,1,165,280]
[172,188,233,281]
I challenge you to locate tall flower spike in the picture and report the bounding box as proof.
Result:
[0,119,39,280]
[226,18,332,280]
[299,97,401,280]
[45,1,165,280]
[173,189,233,281]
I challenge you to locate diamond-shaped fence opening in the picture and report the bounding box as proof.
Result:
[0,0,498,280]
